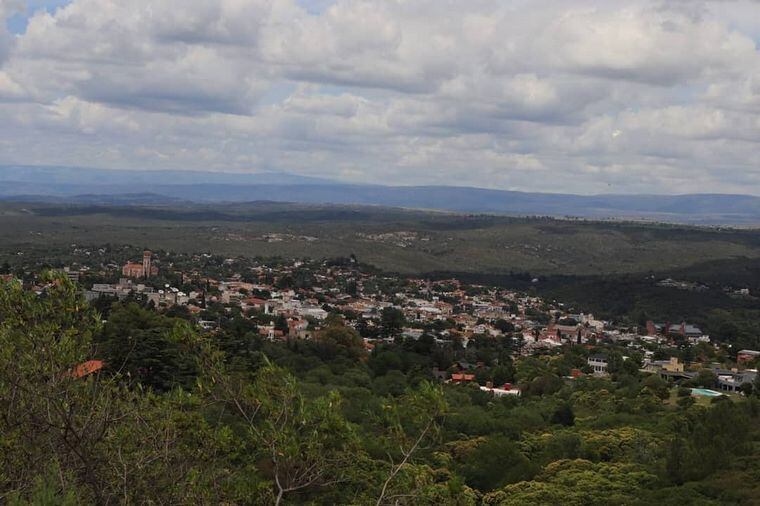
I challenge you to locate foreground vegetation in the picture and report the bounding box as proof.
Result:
[1,274,759,505]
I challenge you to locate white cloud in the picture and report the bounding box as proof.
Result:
[0,0,760,194]
[0,0,23,64]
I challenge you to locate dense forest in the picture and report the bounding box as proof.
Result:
[1,274,759,505]
[5,201,760,277]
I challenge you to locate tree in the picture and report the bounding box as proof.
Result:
[550,403,575,427]
[0,274,109,501]
[274,313,289,334]
[316,320,366,360]
[665,436,686,485]
[521,374,563,397]
[692,369,718,389]
[668,400,753,482]
[494,319,514,334]
[605,351,625,375]
[373,382,448,505]
[459,436,536,491]
[255,369,361,505]
[620,354,642,376]
[164,303,193,320]
[200,357,363,505]
[676,395,695,409]
[492,363,516,385]
[373,370,408,397]
[0,274,261,504]
[483,460,657,506]
[96,302,198,392]
[540,432,582,462]
[642,374,670,401]
[380,307,405,338]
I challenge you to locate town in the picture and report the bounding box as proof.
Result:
[3,246,758,400]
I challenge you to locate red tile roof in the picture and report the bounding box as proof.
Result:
[70,360,104,379]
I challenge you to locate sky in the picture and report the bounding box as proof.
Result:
[1,0,760,194]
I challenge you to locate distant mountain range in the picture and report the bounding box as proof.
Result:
[2,165,760,225]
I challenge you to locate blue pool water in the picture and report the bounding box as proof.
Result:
[690,388,723,397]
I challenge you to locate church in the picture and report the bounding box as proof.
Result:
[122,250,159,279]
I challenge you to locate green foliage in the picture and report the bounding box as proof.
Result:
[550,403,575,427]
[5,463,82,506]
[315,319,366,360]
[521,373,564,397]
[0,275,257,504]
[381,306,406,337]
[688,369,719,389]
[458,436,537,491]
[642,374,670,400]
[370,382,454,505]
[483,459,658,506]
[522,426,665,468]
[0,274,105,500]
[677,386,692,397]
[666,402,754,483]
[96,302,198,391]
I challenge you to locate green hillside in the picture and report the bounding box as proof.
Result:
[2,202,760,276]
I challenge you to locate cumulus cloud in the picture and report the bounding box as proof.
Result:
[0,0,759,194]
[0,1,22,62]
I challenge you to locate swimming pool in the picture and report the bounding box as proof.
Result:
[690,388,724,397]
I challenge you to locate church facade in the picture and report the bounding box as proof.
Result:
[122,250,159,279]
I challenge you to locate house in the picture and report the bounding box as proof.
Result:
[452,360,478,372]
[554,324,585,343]
[737,349,760,365]
[63,267,80,283]
[70,360,104,379]
[450,373,476,383]
[646,320,707,343]
[479,383,520,397]
[258,325,284,341]
[588,354,608,375]
[242,297,269,312]
[299,305,328,320]
[287,318,309,338]
[540,326,562,343]
[715,368,758,393]
[401,328,424,340]
[431,367,448,381]
[643,357,684,374]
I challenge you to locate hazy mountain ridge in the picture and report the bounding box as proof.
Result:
[2,166,760,224]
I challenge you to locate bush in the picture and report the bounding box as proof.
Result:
[677,387,692,398]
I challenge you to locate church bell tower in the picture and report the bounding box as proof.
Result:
[143,250,152,278]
